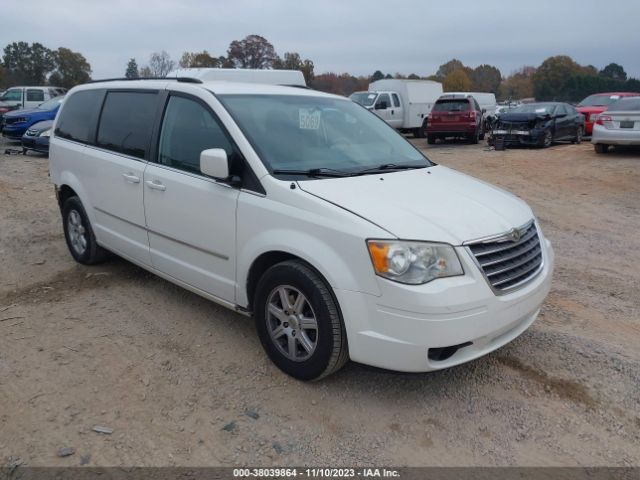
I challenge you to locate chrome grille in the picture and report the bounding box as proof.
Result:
[467,221,543,293]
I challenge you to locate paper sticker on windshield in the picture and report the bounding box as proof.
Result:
[535,108,547,113]
[611,95,620,99]
[299,109,321,130]
[368,94,376,99]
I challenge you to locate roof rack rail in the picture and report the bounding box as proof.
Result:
[87,77,203,84]
[281,84,311,89]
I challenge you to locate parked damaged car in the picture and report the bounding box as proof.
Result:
[490,103,585,148]
[21,120,53,154]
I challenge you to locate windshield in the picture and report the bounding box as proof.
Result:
[578,94,622,107]
[1,89,22,102]
[511,104,556,115]
[37,96,65,110]
[218,94,431,176]
[349,92,377,107]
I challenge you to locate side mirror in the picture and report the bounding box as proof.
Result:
[375,101,388,110]
[200,148,229,179]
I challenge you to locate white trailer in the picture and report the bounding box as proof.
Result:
[166,68,306,86]
[360,79,443,137]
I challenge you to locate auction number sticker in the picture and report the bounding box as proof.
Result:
[299,108,321,129]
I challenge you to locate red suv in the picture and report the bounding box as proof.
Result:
[426,95,484,144]
[577,92,639,135]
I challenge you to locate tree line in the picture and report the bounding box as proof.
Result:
[2,36,638,103]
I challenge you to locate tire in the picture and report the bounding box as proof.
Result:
[62,196,108,265]
[572,127,583,144]
[413,123,426,139]
[254,260,349,381]
[594,143,608,154]
[427,134,436,145]
[468,129,479,144]
[540,130,553,148]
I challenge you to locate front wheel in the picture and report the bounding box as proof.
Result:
[572,127,583,144]
[254,260,349,381]
[540,130,553,148]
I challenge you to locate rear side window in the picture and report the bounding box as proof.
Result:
[27,89,44,102]
[96,91,158,159]
[158,95,235,175]
[433,100,470,112]
[55,89,103,144]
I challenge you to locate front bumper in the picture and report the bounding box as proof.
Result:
[2,125,28,139]
[591,123,640,146]
[21,134,50,153]
[491,128,544,146]
[335,238,554,372]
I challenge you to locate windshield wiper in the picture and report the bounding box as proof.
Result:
[272,168,353,178]
[354,163,427,175]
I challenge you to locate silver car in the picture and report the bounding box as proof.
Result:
[592,96,640,153]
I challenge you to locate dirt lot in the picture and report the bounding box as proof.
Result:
[0,136,639,468]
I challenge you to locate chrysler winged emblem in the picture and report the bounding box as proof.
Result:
[508,228,521,242]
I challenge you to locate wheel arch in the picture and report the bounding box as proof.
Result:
[245,250,337,313]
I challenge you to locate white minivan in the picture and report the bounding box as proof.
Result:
[49,77,554,380]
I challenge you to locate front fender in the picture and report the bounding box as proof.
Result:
[236,227,381,307]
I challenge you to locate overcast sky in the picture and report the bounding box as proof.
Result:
[2,0,640,79]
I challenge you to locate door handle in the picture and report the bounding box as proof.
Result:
[122,173,140,183]
[145,180,166,191]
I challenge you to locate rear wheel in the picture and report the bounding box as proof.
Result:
[62,196,108,264]
[427,134,436,145]
[468,129,480,144]
[594,143,609,154]
[254,260,349,381]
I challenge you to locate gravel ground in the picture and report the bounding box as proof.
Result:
[0,136,638,467]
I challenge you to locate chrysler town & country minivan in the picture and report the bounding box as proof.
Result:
[49,75,554,380]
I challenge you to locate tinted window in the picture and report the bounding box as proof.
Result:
[391,93,400,108]
[55,89,103,143]
[433,100,470,112]
[96,91,157,159]
[376,93,391,109]
[26,89,44,102]
[158,96,235,175]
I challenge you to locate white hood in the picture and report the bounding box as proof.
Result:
[298,165,533,245]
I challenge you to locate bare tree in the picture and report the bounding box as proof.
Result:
[147,51,175,77]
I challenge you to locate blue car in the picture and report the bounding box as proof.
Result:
[21,120,54,154]
[1,95,64,139]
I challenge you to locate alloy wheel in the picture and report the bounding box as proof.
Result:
[67,209,87,255]
[265,286,318,362]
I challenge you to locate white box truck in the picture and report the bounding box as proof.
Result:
[350,79,443,137]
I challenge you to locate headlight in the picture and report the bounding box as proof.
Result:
[367,240,463,285]
[39,129,51,137]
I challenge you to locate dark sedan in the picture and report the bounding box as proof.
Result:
[490,102,585,148]
[21,120,53,154]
